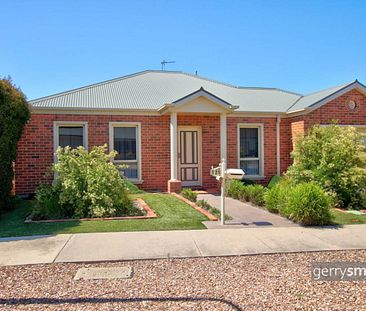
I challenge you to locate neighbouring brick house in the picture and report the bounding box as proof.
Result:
[15,70,366,195]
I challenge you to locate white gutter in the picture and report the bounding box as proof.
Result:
[276,114,281,176]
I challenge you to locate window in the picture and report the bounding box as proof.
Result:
[238,124,264,177]
[59,127,84,149]
[109,122,141,181]
[54,122,88,153]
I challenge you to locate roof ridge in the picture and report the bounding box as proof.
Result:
[238,86,302,96]
[29,70,160,102]
[179,71,240,89]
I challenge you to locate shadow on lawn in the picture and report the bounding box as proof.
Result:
[0,297,243,310]
[0,199,82,240]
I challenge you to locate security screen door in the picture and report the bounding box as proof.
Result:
[178,126,202,186]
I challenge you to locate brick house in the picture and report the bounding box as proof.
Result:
[15,70,366,195]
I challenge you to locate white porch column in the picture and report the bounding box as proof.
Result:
[170,112,178,180]
[220,113,227,161]
[276,114,281,176]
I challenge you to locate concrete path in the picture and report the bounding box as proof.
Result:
[1,225,366,266]
[198,193,297,229]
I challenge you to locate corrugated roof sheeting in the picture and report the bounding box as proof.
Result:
[287,81,354,112]
[30,71,356,113]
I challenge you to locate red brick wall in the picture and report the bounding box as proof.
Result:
[15,113,222,194]
[227,116,278,184]
[15,114,171,194]
[16,89,366,194]
[280,89,366,173]
[304,89,366,127]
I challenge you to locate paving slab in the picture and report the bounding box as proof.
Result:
[198,194,298,228]
[55,230,201,263]
[0,235,71,266]
[1,225,366,266]
[74,267,133,280]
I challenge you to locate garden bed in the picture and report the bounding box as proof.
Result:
[24,198,156,224]
[172,192,218,221]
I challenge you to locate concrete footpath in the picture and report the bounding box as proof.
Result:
[1,225,366,266]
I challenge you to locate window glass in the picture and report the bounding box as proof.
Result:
[119,162,138,179]
[240,128,258,158]
[239,126,261,176]
[240,160,260,175]
[59,126,83,149]
[114,127,137,160]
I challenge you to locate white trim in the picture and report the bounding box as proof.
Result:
[32,108,160,116]
[237,123,265,179]
[159,89,237,114]
[170,112,178,180]
[276,114,281,176]
[228,112,282,118]
[220,113,227,161]
[178,126,202,187]
[109,122,142,183]
[53,121,88,162]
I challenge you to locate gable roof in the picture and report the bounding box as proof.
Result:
[29,70,363,114]
[287,80,366,113]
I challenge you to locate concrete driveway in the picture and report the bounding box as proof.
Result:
[197,193,298,229]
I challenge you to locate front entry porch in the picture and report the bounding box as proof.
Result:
[166,90,233,193]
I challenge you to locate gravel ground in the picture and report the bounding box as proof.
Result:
[0,250,365,310]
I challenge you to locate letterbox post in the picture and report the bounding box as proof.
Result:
[220,158,226,225]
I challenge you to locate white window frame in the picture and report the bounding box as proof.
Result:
[53,121,88,162]
[109,122,142,183]
[237,123,265,179]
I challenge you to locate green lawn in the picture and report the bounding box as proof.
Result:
[331,209,366,225]
[0,193,207,238]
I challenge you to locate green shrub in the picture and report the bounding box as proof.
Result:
[52,145,134,218]
[227,180,266,206]
[196,199,232,220]
[32,183,73,220]
[180,188,197,202]
[264,180,292,214]
[0,78,30,212]
[285,183,332,226]
[226,180,246,199]
[286,124,366,209]
[238,186,251,202]
[267,175,283,189]
[245,184,266,206]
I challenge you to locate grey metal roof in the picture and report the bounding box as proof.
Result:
[286,81,356,112]
[29,70,359,113]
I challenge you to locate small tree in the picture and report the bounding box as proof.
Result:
[286,124,366,209]
[0,78,30,211]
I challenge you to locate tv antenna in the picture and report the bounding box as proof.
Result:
[161,60,175,71]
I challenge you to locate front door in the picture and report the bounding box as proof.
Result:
[178,126,202,187]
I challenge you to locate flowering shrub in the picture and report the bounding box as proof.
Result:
[53,145,134,218]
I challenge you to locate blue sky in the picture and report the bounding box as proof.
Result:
[1,0,366,99]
